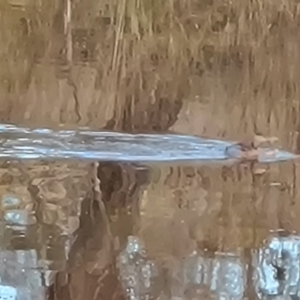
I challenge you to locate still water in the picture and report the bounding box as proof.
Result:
[0,124,299,300]
[2,0,300,299]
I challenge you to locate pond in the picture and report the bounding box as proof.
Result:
[0,124,299,300]
[2,0,300,299]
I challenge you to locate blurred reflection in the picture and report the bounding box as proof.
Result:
[210,252,246,299]
[3,0,300,299]
[0,160,91,299]
[168,250,246,299]
[0,285,17,300]
[0,249,52,300]
[0,157,298,300]
[117,236,162,300]
[253,232,300,299]
[116,232,300,300]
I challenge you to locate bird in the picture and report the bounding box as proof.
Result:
[225,135,279,161]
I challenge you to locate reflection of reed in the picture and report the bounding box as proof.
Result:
[117,233,300,299]
[117,236,162,300]
[117,237,247,300]
[48,163,119,300]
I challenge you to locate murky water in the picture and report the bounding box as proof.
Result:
[0,126,299,300]
[2,0,300,299]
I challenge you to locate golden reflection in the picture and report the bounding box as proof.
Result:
[1,0,300,299]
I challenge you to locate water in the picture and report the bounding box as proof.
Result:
[0,124,298,299]
[0,124,296,163]
[2,0,300,298]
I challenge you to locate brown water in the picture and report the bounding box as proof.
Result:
[1,159,300,300]
[2,0,300,299]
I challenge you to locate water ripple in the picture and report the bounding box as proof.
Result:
[0,124,296,163]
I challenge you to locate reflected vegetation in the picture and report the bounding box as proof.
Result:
[1,0,300,299]
[0,160,300,299]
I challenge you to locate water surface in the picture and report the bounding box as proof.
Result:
[0,124,296,163]
[1,0,300,298]
[0,125,299,299]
